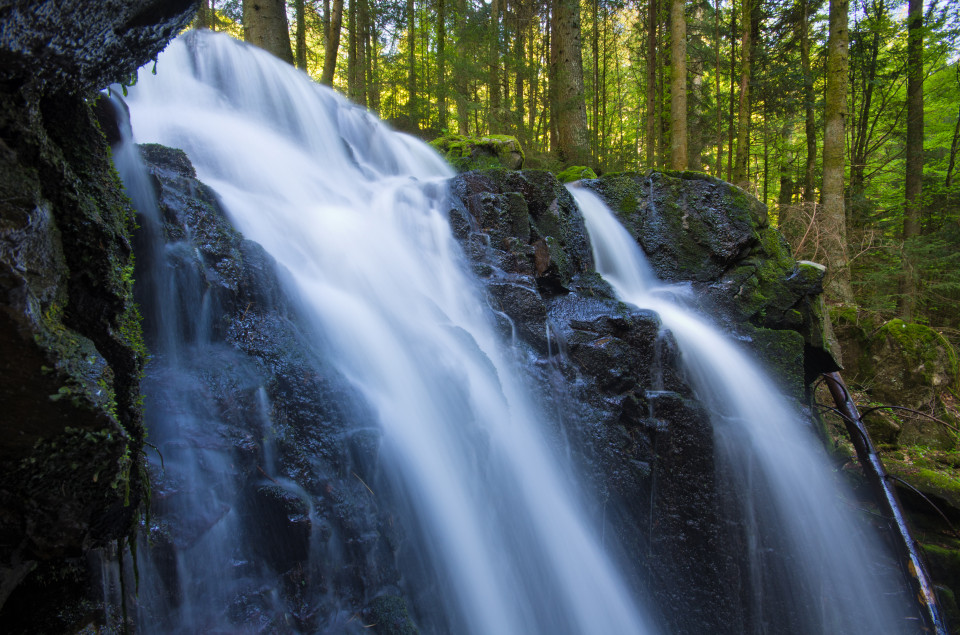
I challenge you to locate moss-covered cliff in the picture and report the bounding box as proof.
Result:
[0,0,197,630]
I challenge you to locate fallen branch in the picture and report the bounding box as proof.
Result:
[822,372,948,635]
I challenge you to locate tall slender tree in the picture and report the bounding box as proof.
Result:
[670,0,688,170]
[294,0,307,70]
[733,0,753,187]
[321,0,344,85]
[900,0,924,318]
[407,0,418,129]
[820,0,854,302]
[646,0,658,166]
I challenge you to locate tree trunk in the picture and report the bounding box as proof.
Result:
[195,0,213,29]
[946,101,960,188]
[669,0,687,170]
[727,3,736,181]
[592,0,600,162]
[801,0,816,203]
[714,0,722,175]
[645,0,658,167]
[732,0,752,188]
[552,0,590,165]
[407,0,418,129]
[320,0,343,86]
[243,0,294,64]
[294,0,307,70]
[347,0,358,97]
[358,0,370,107]
[899,0,924,319]
[489,0,501,132]
[821,0,854,303]
[437,0,447,130]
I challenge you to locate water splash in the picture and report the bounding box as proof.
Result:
[118,30,651,634]
[570,184,915,634]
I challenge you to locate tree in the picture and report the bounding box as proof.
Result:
[242,0,294,64]
[733,0,754,187]
[820,0,854,302]
[552,0,590,165]
[294,0,307,69]
[670,0,688,170]
[320,0,343,85]
[899,0,924,319]
[800,0,816,203]
[407,0,418,129]
[646,0,658,167]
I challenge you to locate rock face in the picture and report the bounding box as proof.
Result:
[0,0,197,630]
[125,143,411,632]
[443,168,836,633]
[0,0,198,94]
[583,171,839,395]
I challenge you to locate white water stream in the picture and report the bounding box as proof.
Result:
[121,31,651,634]
[570,185,915,634]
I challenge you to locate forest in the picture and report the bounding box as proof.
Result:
[198,0,960,332]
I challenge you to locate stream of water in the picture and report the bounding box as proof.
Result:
[570,185,916,634]
[117,30,651,634]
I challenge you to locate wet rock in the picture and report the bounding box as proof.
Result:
[131,143,409,629]
[0,90,146,627]
[0,0,198,95]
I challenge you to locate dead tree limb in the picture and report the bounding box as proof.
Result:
[822,371,948,635]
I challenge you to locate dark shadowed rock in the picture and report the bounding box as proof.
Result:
[0,0,198,95]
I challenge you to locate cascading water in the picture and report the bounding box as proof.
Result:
[115,30,651,634]
[569,185,918,634]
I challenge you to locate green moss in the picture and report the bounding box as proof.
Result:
[557,165,598,183]
[430,133,524,171]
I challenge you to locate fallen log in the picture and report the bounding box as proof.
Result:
[822,371,948,635]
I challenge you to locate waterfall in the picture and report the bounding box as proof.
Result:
[115,30,651,634]
[569,185,916,634]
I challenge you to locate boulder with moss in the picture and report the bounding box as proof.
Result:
[831,310,959,449]
[430,134,525,171]
[581,170,839,396]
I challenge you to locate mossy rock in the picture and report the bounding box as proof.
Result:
[430,133,524,171]
[557,165,597,183]
[582,170,765,283]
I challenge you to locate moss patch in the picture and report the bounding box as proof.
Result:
[429,133,525,171]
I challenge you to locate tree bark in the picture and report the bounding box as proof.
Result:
[801,0,816,203]
[899,0,924,319]
[714,0,722,175]
[320,0,343,85]
[645,0,658,167]
[437,0,447,130]
[669,0,687,170]
[294,0,307,70]
[407,0,418,129]
[946,101,960,188]
[821,0,854,303]
[489,0,501,132]
[552,0,590,165]
[243,0,294,64]
[732,0,752,188]
[727,3,736,180]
